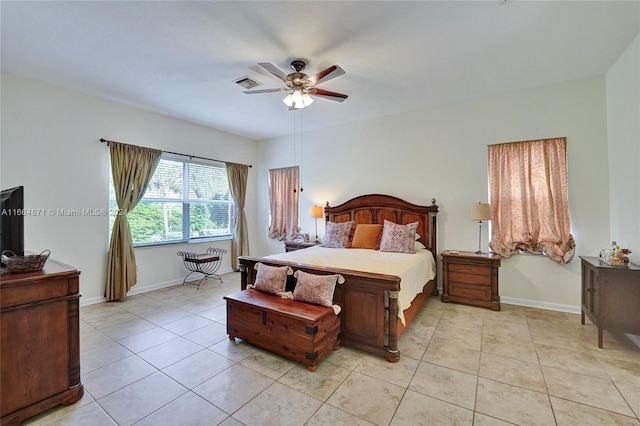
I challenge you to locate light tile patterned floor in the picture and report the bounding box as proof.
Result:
[25,272,640,425]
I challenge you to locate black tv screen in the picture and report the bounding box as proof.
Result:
[1,186,25,257]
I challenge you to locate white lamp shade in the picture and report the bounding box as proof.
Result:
[309,205,323,219]
[471,203,491,220]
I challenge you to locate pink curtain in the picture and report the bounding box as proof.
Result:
[488,137,575,264]
[268,167,300,241]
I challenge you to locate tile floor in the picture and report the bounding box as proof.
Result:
[25,272,640,425]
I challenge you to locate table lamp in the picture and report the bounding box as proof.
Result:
[471,202,491,254]
[310,205,323,242]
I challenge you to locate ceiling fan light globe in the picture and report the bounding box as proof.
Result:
[301,92,314,107]
[291,89,304,106]
[283,93,294,107]
[282,88,314,109]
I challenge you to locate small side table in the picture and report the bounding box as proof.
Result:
[441,250,501,311]
[284,241,320,252]
[580,256,640,348]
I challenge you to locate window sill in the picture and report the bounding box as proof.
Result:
[133,236,232,250]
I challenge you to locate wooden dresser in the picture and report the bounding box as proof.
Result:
[0,259,83,425]
[441,250,501,311]
[580,256,640,348]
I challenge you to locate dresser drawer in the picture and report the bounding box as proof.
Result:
[449,282,492,301]
[449,271,491,286]
[1,277,76,309]
[448,263,491,276]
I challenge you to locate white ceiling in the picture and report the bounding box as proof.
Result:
[2,1,638,140]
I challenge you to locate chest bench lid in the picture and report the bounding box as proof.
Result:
[224,289,336,323]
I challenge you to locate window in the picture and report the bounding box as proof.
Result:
[110,156,234,246]
[488,137,575,264]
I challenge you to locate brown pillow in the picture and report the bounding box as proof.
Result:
[351,224,383,249]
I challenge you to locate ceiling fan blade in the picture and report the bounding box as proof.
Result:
[308,65,345,86]
[257,62,288,82]
[310,88,348,102]
[249,65,281,82]
[243,88,287,94]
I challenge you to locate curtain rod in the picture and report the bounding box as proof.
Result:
[99,138,252,168]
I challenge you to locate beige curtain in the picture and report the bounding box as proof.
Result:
[489,138,576,264]
[268,166,300,241]
[105,142,162,301]
[226,162,250,270]
[488,137,575,264]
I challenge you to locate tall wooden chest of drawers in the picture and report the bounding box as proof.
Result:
[1,259,83,425]
[441,251,501,311]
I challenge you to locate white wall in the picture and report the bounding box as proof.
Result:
[2,66,626,312]
[1,72,258,305]
[606,34,640,265]
[257,77,610,312]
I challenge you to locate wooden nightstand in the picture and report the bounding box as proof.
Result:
[284,241,320,252]
[441,250,501,311]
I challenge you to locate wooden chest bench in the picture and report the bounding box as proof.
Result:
[224,289,341,371]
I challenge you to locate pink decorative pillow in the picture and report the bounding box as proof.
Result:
[292,271,339,307]
[321,221,355,248]
[253,263,290,295]
[379,220,419,253]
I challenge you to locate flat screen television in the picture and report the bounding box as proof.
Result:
[1,186,25,258]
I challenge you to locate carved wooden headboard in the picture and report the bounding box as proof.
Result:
[324,194,439,257]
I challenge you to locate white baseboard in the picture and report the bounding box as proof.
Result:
[499,296,581,314]
[434,288,581,314]
[80,267,235,307]
[81,295,107,307]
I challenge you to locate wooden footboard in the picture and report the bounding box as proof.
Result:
[239,256,434,361]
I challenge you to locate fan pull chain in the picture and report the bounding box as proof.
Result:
[299,110,304,193]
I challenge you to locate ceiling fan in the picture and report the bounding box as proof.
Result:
[243,60,348,109]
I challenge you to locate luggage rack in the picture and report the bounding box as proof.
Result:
[177,247,227,289]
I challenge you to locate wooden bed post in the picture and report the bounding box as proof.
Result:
[239,263,248,290]
[386,290,400,362]
[429,198,439,296]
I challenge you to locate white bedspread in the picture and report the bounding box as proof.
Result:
[266,246,436,324]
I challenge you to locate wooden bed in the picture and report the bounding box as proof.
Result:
[238,194,439,362]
